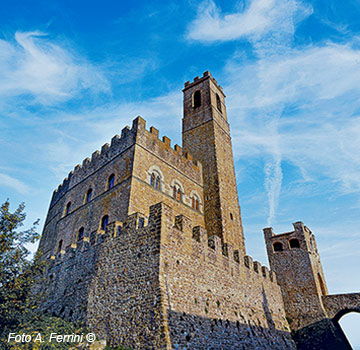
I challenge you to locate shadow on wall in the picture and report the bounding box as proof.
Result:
[166,290,295,350]
[166,311,294,350]
[292,318,353,350]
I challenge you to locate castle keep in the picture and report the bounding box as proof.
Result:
[38,72,360,349]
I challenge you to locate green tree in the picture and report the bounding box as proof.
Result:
[0,200,40,341]
[0,200,85,350]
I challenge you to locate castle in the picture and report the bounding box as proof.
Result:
[37,71,360,349]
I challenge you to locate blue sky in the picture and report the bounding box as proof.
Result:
[1,0,359,346]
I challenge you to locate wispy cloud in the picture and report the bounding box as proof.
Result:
[0,31,109,105]
[187,0,360,225]
[227,42,360,196]
[0,173,30,195]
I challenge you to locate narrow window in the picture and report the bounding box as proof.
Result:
[230,213,233,221]
[78,227,84,241]
[155,175,161,190]
[57,239,63,253]
[150,173,155,187]
[216,93,222,112]
[65,202,71,215]
[273,242,283,252]
[289,238,300,249]
[101,215,109,230]
[85,188,92,203]
[138,217,145,228]
[108,174,115,190]
[194,90,201,108]
[191,195,200,211]
[150,172,161,190]
[173,184,182,202]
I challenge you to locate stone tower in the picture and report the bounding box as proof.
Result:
[182,71,245,255]
[264,222,329,331]
[263,222,354,350]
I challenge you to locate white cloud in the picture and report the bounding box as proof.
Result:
[227,42,360,199]
[0,31,109,105]
[186,0,312,46]
[0,173,30,195]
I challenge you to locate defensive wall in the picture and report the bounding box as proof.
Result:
[40,202,296,349]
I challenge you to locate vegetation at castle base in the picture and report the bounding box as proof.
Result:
[0,200,85,350]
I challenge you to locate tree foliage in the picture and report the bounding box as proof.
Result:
[0,200,40,339]
[0,200,84,350]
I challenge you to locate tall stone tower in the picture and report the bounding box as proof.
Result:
[182,71,245,255]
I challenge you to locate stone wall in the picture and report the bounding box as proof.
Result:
[322,293,360,320]
[39,202,295,349]
[87,204,167,349]
[129,116,205,228]
[158,202,295,349]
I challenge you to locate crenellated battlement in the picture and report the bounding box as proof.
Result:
[49,202,276,285]
[264,221,318,255]
[49,116,201,208]
[138,117,201,171]
[165,204,277,284]
[264,221,312,240]
[183,70,225,96]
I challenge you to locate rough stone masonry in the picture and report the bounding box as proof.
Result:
[37,71,360,349]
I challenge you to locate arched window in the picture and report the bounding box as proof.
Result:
[191,195,200,211]
[107,174,115,190]
[57,239,63,253]
[173,184,182,202]
[193,90,201,108]
[65,202,71,216]
[85,188,92,203]
[273,242,283,252]
[216,93,222,112]
[289,238,300,249]
[101,215,109,230]
[78,227,84,241]
[150,171,161,190]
